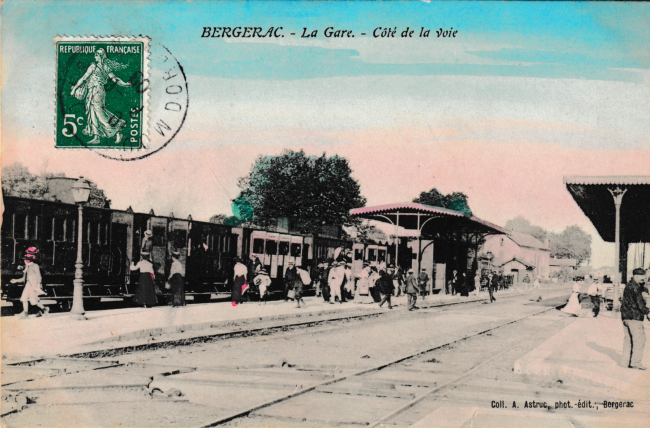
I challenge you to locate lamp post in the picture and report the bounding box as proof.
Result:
[609,187,627,312]
[71,177,91,320]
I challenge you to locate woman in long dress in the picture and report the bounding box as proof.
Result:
[70,48,132,145]
[255,269,272,304]
[11,248,49,318]
[562,282,582,316]
[168,251,185,307]
[232,258,247,306]
[355,264,375,304]
[130,252,158,307]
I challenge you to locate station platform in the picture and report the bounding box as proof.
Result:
[514,311,650,394]
[409,312,650,428]
[1,286,548,360]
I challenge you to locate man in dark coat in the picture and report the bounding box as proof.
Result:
[405,268,421,311]
[321,260,332,303]
[418,268,430,300]
[284,261,298,301]
[488,272,498,303]
[621,268,650,370]
[377,269,394,309]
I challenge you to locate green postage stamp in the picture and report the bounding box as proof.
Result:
[55,36,150,149]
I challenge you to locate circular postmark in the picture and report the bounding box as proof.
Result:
[56,37,188,161]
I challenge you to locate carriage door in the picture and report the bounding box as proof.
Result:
[265,233,279,278]
[378,246,387,270]
[352,243,364,277]
[278,235,291,280]
[291,236,302,267]
[150,217,169,279]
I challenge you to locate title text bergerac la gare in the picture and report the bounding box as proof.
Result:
[201,27,457,38]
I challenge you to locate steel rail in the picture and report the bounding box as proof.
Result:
[196,304,561,428]
[368,313,570,428]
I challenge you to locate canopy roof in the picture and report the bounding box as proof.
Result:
[350,202,506,236]
[564,176,650,243]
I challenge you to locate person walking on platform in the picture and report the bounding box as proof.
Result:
[621,268,650,370]
[377,269,394,309]
[255,269,272,304]
[488,272,497,303]
[167,251,186,307]
[284,261,298,302]
[232,257,248,307]
[321,260,331,303]
[418,268,430,300]
[130,252,158,308]
[328,261,345,303]
[405,268,421,311]
[474,270,482,297]
[11,248,49,318]
[314,263,323,297]
[460,272,469,297]
[449,270,458,295]
[587,278,602,317]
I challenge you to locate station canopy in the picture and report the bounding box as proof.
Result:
[350,202,505,237]
[564,176,650,243]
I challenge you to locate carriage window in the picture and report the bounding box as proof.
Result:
[252,238,265,254]
[378,249,386,263]
[67,220,75,242]
[291,243,301,257]
[43,218,53,241]
[88,221,99,243]
[53,219,66,241]
[265,239,277,255]
[1,214,13,238]
[368,249,377,261]
[152,226,165,246]
[173,229,187,249]
[354,249,363,260]
[97,223,103,244]
[279,241,290,256]
[14,214,26,239]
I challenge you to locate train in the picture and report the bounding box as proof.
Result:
[1,196,387,310]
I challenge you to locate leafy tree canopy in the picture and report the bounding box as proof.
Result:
[504,216,547,241]
[547,225,592,267]
[2,163,110,208]
[236,150,366,235]
[413,188,473,216]
[209,214,228,224]
[504,216,592,266]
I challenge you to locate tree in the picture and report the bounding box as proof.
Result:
[548,225,592,266]
[413,188,473,216]
[209,214,228,224]
[236,150,366,235]
[504,216,547,241]
[346,219,388,244]
[2,162,110,208]
[2,163,52,200]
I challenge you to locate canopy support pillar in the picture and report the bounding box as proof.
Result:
[609,187,627,311]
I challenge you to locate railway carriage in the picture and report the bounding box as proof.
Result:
[1,196,388,308]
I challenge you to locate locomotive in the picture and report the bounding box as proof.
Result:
[1,196,386,310]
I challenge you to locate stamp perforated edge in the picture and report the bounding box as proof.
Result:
[53,35,151,149]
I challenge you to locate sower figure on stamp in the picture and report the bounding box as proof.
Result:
[70,48,132,145]
[621,268,650,370]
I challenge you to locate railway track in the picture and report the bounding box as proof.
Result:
[8,293,612,428]
[199,304,567,428]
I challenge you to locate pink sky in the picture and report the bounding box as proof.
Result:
[3,120,648,269]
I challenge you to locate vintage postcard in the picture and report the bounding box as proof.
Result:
[1,2,649,427]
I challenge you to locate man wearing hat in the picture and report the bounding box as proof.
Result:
[405,268,421,311]
[418,268,430,300]
[284,260,299,301]
[621,268,650,370]
[320,260,331,303]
